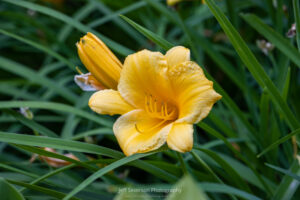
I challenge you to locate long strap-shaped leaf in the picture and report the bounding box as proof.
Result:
[265,163,300,182]
[8,179,81,200]
[258,128,300,157]
[197,122,273,194]
[293,0,300,51]
[0,132,177,182]
[0,29,76,71]
[62,152,157,200]
[0,57,78,103]
[4,109,58,138]
[2,0,133,56]
[0,101,113,127]
[241,14,300,69]
[205,0,300,131]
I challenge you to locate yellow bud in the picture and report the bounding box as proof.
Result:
[77,32,122,90]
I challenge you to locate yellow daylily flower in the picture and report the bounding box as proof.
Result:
[77,33,221,156]
[76,32,122,90]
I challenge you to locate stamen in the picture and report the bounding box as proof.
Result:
[149,95,153,113]
[154,99,157,113]
[145,95,150,114]
[164,102,168,117]
[144,93,177,121]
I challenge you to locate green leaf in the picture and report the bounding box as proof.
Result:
[265,163,300,182]
[282,67,291,102]
[197,122,272,194]
[114,189,153,200]
[241,13,300,69]
[15,145,97,171]
[120,15,173,50]
[89,1,146,28]
[90,1,146,45]
[0,29,76,71]
[2,0,132,56]
[0,163,38,179]
[0,132,177,182]
[293,0,300,51]
[272,160,300,200]
[196,148,251,193]
[0,101,113,127]
[0,178,25,200]
[205,0,300,132]
[0,131,121,157]
[258,128,300,157]
[200,182,262,200]
[8,179,80,200]
[166,175,209,200]
[63,152,159,200]
[175,152,188,175]
[4,109,58,138]
[0,57,78,103]
[190,150,224,184]
[72,128,113,140]
[20,165,75,193]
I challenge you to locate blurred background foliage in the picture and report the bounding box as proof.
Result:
[0,0,299,199]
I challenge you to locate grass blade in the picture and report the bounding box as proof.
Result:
[4,109,58,138]
[62,152,158,200]
[241,14,300,69]
[2,0,132,56]
[293,0,300,51]
[0,178,25,200]
[272,160,300,200]
[0,56,78,103]
[258,128,300,157]
[15,145,97,171]
[0,131,177,182]
[8,179,81,200]
[265,163,300,182]
[198,122,272,194]
[0,29,75,71]
[195,148,251,193]
[120,15,173,50]
[0,131,121,157]
[200,182,262,200]
[0,101,113,127]
[205,0,300,131]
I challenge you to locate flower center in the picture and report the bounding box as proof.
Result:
[134,94,178,134]
[144,94,177,120]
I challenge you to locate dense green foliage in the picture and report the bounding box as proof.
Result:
[0,0,300,199]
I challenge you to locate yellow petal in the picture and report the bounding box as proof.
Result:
[77,32,122,90]
[113,109,172,156]
[89,89,134,116]
[165,46,190,67]
[167,123,193,152]
[168,61,222,124]
[118,50,171,109]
